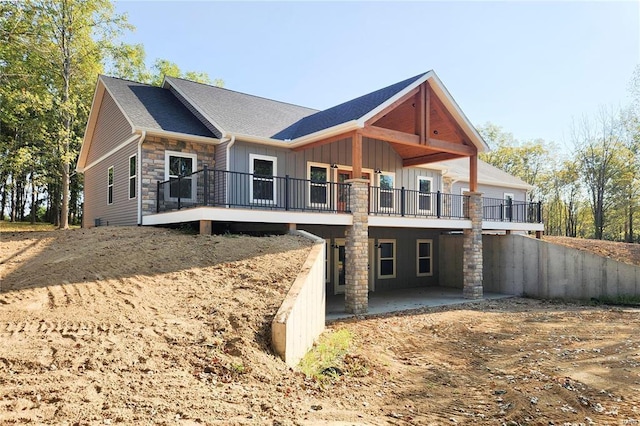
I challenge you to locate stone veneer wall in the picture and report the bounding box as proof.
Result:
[345,179,369,314]
[463,192,483,299]
[141,136,216,215]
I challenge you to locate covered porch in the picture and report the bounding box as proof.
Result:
[301,76,487,314]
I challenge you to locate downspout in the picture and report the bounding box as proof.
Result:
[225,135,236,208]
[137,130,146,225]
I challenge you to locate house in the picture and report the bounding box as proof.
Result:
[77,70,543,314]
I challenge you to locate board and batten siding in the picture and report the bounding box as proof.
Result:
[84,140,138,227]
[84,92,134,165]
[230,138,442,192]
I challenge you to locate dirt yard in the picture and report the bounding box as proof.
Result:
[1,227,639,425]
[545,235,640,267]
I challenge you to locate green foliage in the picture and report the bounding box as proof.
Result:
[298,328,353,382]
[477,122,554,202]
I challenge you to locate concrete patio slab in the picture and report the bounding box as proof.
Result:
[326,286,513,322]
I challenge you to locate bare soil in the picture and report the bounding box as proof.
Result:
[1,228,639,425]
[544,235,640,267]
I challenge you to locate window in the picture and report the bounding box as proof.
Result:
[165,151,197,201]
[378,239,396,279]
[417,239,433,277]
[250,154,277,204]
[107,166,114,205]
[325,239,330,283]
[417,176,433,212]
[504,192,514,220]
[128,154,136,199]
[378,172,395,210]
[308,163,329,206]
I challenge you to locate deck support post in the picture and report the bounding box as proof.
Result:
[199,220,212,235]
[345,179,369,314]
[463,192,483,299]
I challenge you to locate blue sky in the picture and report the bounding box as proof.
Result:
[114,1,639,149]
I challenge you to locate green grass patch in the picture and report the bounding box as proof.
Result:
[298,328,353,381]
[0,220,59,232]
[592,294,640,306]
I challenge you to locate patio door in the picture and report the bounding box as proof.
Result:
[336,169,371,212]
[333,238,374,294]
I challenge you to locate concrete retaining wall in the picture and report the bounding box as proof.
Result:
[271,231,326,367]
[440,234,640,300]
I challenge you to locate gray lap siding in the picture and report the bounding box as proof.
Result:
[83,140,138,227]
[85,93,133,165]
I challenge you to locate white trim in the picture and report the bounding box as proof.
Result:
[136,127,219,145]
[81,134,140,173]
[324,239,331,284]
[137,131,146,225]
[164,151,198,202]
[142,207,352,226]
[368,238,375,292]
[107,166,114,205]
[333,238,346,295]
[286,121,360,148]
[377,239,396,279]
[249,153,277,205]
[369,216,472,229]
[417,176,434,213]
[307,162,330,207]
[128,154,137,200]
[377,171,396,212]
[482,221,544,232]
[416,239,433,277]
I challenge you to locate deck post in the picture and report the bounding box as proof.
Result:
[463,191,483,299]
[345,178,369,314]
[199,220,212,235]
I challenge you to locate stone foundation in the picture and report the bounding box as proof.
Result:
[463,192,483,299]
[345,179,369,314]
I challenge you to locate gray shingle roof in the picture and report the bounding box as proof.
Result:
[164,77,319,139]
[438,158,533,189]
[273,72,428,140]
[101,76,215,138]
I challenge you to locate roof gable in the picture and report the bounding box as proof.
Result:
[163,77,318,139]
[100,76,214,138]
[274,73,427,140]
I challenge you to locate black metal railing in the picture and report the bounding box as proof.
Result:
[369,187,470,219]
[156,166,352,214]
[154,167,543,224]
[482,197,543,223]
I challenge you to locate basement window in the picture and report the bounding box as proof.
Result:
[417,239,433,277]
[378,239,396,279]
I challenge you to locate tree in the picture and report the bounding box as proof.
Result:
[572,108,626,240]
[477,122,553,202]
[2,0,130,228]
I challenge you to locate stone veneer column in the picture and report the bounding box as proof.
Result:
[463,192,483,299]
[345,179,369,314]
